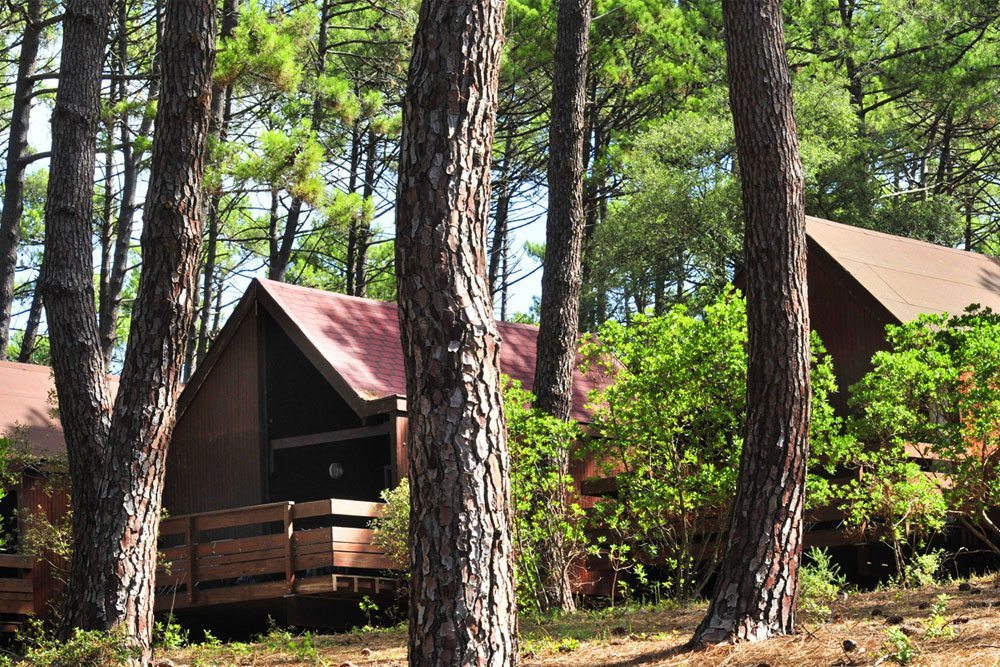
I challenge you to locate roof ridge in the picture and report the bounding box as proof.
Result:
[806,215,1000,264]
[257,277,542,328]
[0,360,53,373]
[257,278,397,308]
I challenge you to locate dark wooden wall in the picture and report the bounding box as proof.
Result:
[165,310,264,515]
[18,472,70,618]
[806,242,896,413]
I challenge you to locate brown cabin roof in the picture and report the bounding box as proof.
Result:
[0,361,121,458]
[254,279,601,421]
[0,361,64,457]
[807,216,1000,322]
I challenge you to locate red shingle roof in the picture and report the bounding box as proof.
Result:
[257,279,601,421]
[807,216,1000,322]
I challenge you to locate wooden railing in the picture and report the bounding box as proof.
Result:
[0,554,34,617]
[155,498,400,610]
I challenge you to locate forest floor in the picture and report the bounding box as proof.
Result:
[162,575,1000,666]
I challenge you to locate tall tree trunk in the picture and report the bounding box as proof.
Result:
[0,0,43,359]
[394,0,517,661]
[39,0,116,643]
[353,127,377,297]
[42,0,216,661]
[275,0,330,284]
[531,0,592,614]
[98,0,162,365]
[195,0,239,367]
[693,0,811,645]
[17,287,43,363]
[488,132,512,296]
[345,120,362,294]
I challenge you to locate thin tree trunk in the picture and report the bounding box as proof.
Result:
[531,0,592,614]
[43,0,216,662]
[488,132,512,295]
[98,0,162,365]
[275,0,330,284]
[395,0,517,660]
[353,127,377,297]
[346,120,362,294]
[17,287,43,363]
[0,0,44,359]
[195,0,239,366]
[693,0,811,645]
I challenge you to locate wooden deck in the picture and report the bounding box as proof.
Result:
[154,497,401,613]
[0,554,34,617]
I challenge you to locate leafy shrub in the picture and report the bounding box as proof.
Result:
[505,379,587,613]
[798,548,847,622]
[579,289,849,600]
[152,616,189,650]
[902,551,943,589]
[924,593,955,639]
[883,627,917,665]
[370,477,409,571]
[18,626,139,667]
[846,310,1000,574]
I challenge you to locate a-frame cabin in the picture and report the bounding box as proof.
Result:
[164,277,598,516]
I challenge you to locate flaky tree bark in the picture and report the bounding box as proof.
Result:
[693,0,811,645]
[0,0,44,359]
[41,0,215,662]
[40,2,116,639]
[394,0,517,662]
[531,0,592,614]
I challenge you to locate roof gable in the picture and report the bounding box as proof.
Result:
[806,216,1000,322]
[254,279,599,421]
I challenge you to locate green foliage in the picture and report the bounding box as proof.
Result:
[902,551,944,590]
[798,548,848,623]
[884,626,918,665]
[358,595,380,629]
[152,617,190,650]
[15,624,139,667]
[578,288,847,599]
[505,378,587,613]
[846,310,1000,571]
[215,0,316,91]
[924,593,956,640]
[370,478,410,571]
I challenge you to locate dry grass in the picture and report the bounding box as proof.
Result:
[163,576,1000,666]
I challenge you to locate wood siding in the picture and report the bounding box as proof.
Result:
[18,472,69,618]
[807,241,896,413]
[165,309,263,515]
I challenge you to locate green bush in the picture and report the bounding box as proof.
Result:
[798,548,847,622]
[152,616,189,650]
[18,626,139,667]
[883,626,917,665]
[579,289,850,600]
[846,310,1000,575]
[370,477,409,571]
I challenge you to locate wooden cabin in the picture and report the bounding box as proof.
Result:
[0,362,75,628]
[801,216,1000,412]
[164,277,600,514]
